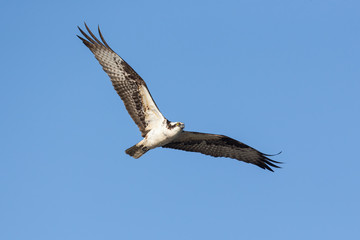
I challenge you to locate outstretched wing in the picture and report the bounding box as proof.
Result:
[77,23,165,137]
[163,131,281,171]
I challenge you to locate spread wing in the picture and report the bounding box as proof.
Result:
[163,131,281,171]
[77,23,165,137]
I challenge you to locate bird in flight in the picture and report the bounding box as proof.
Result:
[77,23,281,172]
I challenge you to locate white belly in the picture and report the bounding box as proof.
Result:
[143,124,182,149]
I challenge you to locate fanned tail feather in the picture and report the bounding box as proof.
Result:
[125,144,149,159]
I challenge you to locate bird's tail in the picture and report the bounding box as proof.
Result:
[125,144,149,159]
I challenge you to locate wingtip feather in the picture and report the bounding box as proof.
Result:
[84,23,103,46]
[98,25,112,49]
[77,23,113,51]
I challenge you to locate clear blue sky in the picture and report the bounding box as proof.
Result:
[1,0,359,239]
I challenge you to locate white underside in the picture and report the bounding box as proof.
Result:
[138,120,183,150]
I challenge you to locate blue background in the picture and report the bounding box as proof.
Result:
[1,0,359,239]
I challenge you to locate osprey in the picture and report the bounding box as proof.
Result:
[77,24,281,172]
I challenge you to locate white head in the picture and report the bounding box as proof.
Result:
[166,120,185,130]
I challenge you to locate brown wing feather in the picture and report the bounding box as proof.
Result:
[163,131,281,171]
[77,23,164,136]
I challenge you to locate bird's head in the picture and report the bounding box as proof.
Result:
[175,122,185,129]
[167,120,185,130]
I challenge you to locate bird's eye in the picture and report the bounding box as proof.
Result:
[176,123,180,126]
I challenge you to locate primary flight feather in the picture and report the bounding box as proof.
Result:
[77,23,281,172]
